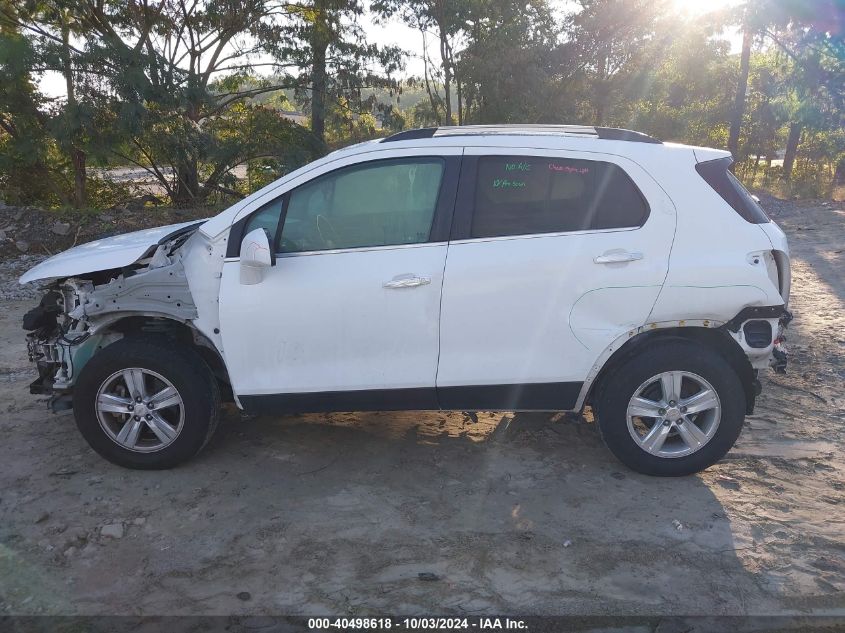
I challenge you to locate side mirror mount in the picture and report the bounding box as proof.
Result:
[239,228,275,285]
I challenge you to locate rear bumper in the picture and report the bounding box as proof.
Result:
[724,305,792,373]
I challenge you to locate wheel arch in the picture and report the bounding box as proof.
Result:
[583,326,757,416]
[93,315,233,401]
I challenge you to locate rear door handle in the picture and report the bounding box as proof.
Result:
[594,250,644,264]
[383,274,431,289]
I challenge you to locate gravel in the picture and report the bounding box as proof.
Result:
[0,254,47,301]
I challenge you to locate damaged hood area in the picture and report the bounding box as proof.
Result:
[19,220,205,285]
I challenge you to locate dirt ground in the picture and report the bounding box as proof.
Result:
[0,196,843,623]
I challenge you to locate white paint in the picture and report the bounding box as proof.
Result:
[437,146,676,387]
[220,243,448,395]
[217,145,461,395]
[21,127,790,412]
[647,149,784,322]
[19,220,203,284]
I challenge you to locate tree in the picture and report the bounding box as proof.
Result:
[565,0,668,126]
[5,0,322,205]
[458,0,559,124]
[727,0,844,166]
[727,28,752,161]
[0,1,56,204]
[269,0,403,146]
[626,19,735,145]
[373,0,466,124]
[17,1,93,207]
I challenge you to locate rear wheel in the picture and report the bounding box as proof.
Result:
[595,339,746,476]
[73,336,220,469]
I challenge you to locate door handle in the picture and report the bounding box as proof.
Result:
[594,251,644,264]
[383,275,431,289]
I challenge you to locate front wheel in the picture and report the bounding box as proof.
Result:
[73,336,221,469]
[595,340,746,476]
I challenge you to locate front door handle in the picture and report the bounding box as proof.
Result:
[594,250,644,264]
[383,274,432,289]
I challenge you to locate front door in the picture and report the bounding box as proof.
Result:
[436,148,676,410]
[219,151,460,411]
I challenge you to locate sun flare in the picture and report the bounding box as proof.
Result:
[671,0,740,16]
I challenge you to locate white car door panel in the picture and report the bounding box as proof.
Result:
[220,244,447,397]
[218,150,461,409]
[437,148,676,408]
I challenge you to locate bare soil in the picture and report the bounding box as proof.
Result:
[0,197,843,620]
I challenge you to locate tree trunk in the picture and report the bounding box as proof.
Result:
[453,47,463,126]
[310,1,330,146]
[782,122,801,180]
[833,156,845,186]
[593,42,609,126]
[728,29,753,164]
[421,31,439,118]
[174,161,200,207]
[439,23,452,124]
[71,150,86,206]
[61,18,86,208]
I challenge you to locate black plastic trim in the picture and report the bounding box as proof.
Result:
[742,320,773,348]
[241,388,439,414]
[272,193,291,253]
[437,382,583,411]
[226,215,248,258]
[157,220,205,246]
[594,127,662,143]
[429,155,462,242]
[723,305,788,333]
[383,125,661,144]
[695,157,770,224]
[381,128,438,142]
[450,155,478,240]
[240,381,584,414]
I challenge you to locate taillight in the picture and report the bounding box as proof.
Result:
[771,250,791,305]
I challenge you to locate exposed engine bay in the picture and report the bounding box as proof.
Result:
[24,226,200,411]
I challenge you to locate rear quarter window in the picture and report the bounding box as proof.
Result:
[471,156,649,239]
[695,157,770,224]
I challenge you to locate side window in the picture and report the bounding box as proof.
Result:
[695,157,770,224]
[471,156,649,239]
[243,197,284,241]
[280,158,445,253]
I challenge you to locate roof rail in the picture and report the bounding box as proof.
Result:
[380,124,661,144]
[436,124,598,137]
[381,128,437,142]
[594,127,662,144]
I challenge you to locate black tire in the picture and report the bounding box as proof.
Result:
[594,339,746,476]
[73,336,221,469]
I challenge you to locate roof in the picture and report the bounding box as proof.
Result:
[381,125,662,145]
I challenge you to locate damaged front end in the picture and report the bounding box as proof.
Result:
[23,227,199,412]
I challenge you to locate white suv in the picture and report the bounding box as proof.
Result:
[21,125,791,475]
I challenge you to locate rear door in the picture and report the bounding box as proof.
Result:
[436,147,676,410]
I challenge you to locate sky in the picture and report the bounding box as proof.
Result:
[37,0,742,100]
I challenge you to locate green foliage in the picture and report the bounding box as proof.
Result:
[458,0,560,124]
[0,21,56,204]
[83,176,138,210]
[2,0,845,209]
